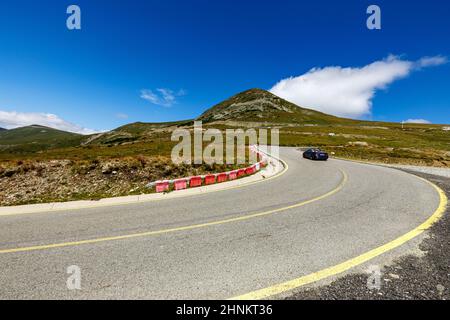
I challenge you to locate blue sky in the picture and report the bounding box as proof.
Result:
[0,0,449,133]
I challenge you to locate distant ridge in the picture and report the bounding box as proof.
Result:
[0,89,445,160]
[0,125,83,153]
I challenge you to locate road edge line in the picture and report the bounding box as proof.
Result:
[228,175,447,300]
[0,168,345,255]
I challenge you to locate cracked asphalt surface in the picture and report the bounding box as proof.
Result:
[0,148,443,299]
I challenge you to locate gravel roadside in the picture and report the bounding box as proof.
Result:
[286,170,450,300]
[384,164,450,178]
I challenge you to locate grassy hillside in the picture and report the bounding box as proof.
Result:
[198,88,351,125]
[0,89,449,166]
[83,120,193,147]
[0,156,244,206]
[0,125,84,155]
[1,88,449,205]
[196,88,450,166]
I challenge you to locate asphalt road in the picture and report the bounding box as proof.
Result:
[0,148,441,299]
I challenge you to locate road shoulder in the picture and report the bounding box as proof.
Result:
[285,170,450,300]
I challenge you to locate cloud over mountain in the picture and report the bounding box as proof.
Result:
[270,55,447,118]
[0,110,100,135]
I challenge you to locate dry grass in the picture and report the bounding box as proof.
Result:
[0,155,246,206]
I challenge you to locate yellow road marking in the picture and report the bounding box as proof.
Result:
[229,175,448,300]
[0,170,346,255]
[0,153,288,217]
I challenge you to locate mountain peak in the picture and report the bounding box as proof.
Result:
[239,88,271,95]
[198,88,301,123]
[197,88,345,125]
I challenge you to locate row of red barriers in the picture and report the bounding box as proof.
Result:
[155,180,170,193]
[153,147,269,193]
[205,175,215,185]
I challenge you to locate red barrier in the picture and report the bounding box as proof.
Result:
[155,180,170,193]
[152,147,270,192]
[189,176,202,188]
[204,174,216,185]
[217,173,228,183]
[228,171,238,180]
[245,166,255,175]
[174,179,187,190]
[237,169,246,178]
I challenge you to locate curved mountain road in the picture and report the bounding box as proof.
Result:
[0,147,443,299]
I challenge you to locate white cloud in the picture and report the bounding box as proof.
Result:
[115,113,129,119]
[270,55,447,118]
[404,119,431,124]
[0,110,101,135]
[140,88,186,107]
[416,56,448,68]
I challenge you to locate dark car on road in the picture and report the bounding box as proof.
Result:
[303,148,329,161]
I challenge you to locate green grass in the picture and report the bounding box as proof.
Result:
[277,124,450,166]
[1,88,449,206]
[0,125,84,155]
[0,89,449,167]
